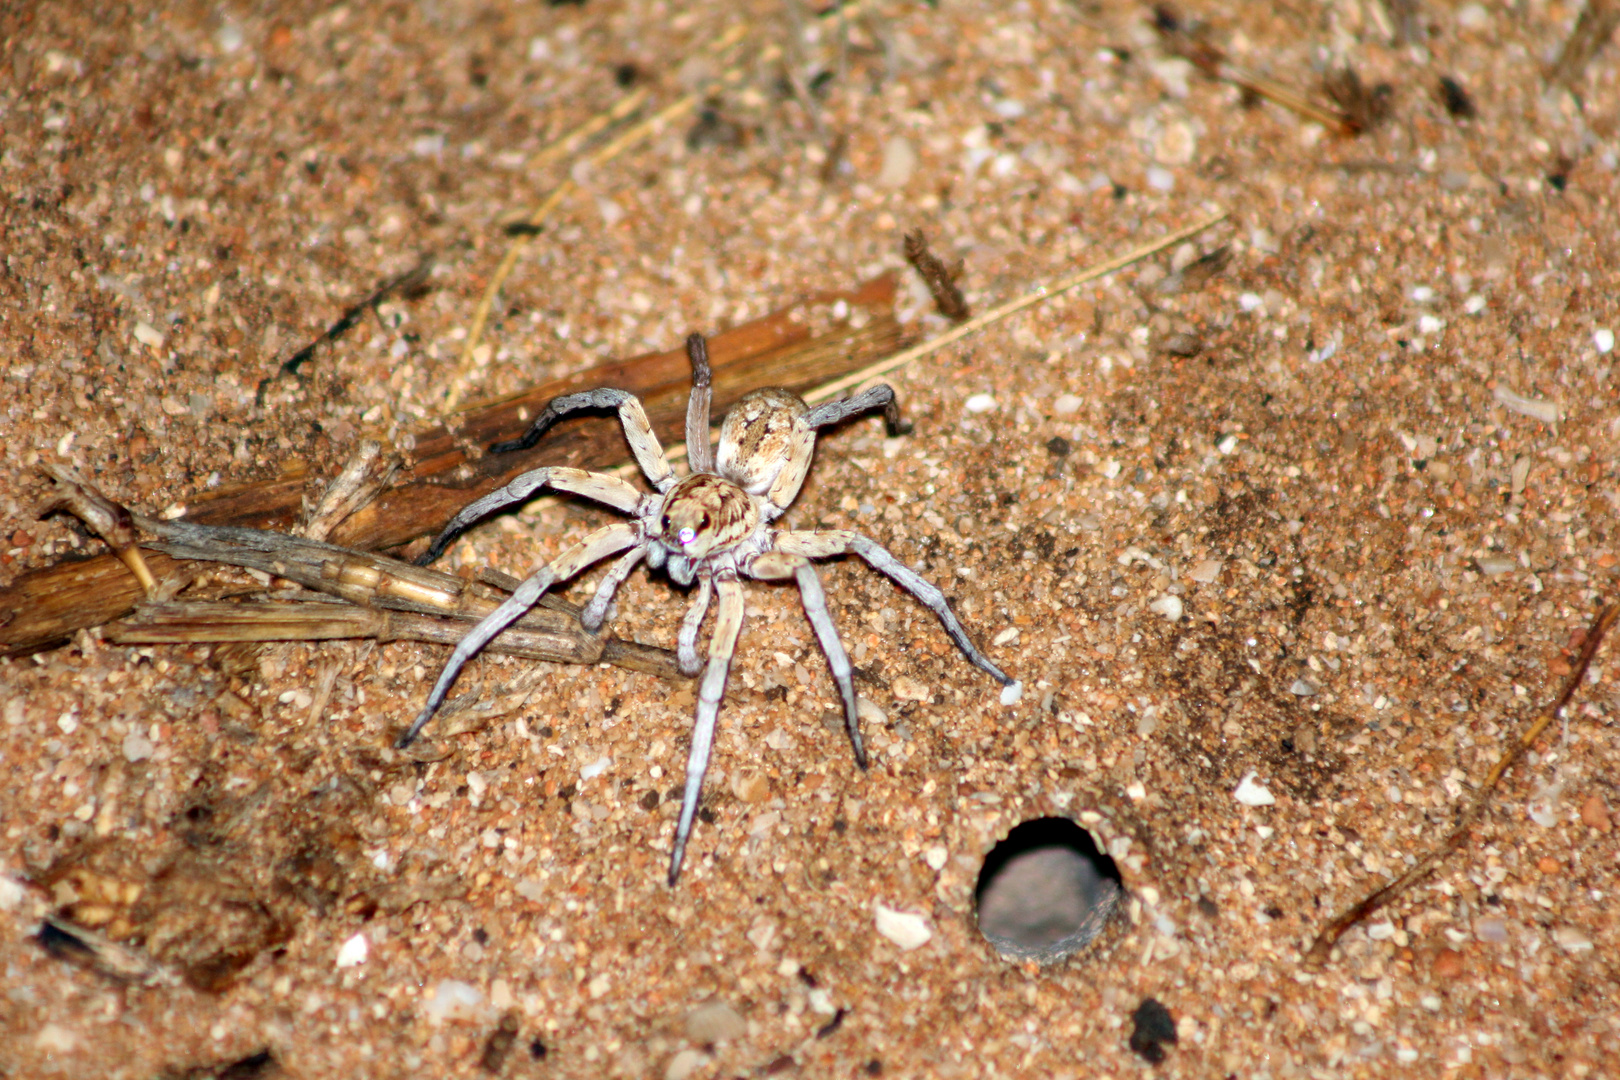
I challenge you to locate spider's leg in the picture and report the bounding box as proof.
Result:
[804,383,911,438]
[397,522,639,747]
[746,551,865,768]
[684,333,714,475]
[669,574,745,886]
[580,545,645,633]
[490,388,676,493]
[415,467,642,566]
[775,529,1012,685]
[676,572,713,677]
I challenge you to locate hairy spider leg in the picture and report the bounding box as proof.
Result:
[415,467,643,567]
[669,574,746,885]
[746,550,866,768]
[676,573,712,677]
[488,388,676,494]
[775,530,1013,686]
[580,546,646,632]
[684,333,715,475]
[803,383,912,439]
[397,521,641,748]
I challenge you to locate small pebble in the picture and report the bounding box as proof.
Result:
[1288,678,1318,697]
[1052,393,1083,415]
[877,136,916,188]
[730,771,770,804]
[873,904,932,951]
[684,1000,746,1044]
[1474,916,1508,943]
[665,1049,711,1080]
[579,756,612,781]
[964,393,997,414]
[1128,998,1177,1064]
[1187,559,1223,584]
[1431,948,1464,979]
[1233,771,1274,807]
[335,932,368,968]
[132,321,166,349]
[122,732,155,762]
[1594,328,1615,354]
[1579,791,1611,831]
[999,681,1024,706]
[924,845,949,871]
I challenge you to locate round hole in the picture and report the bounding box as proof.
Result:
[974,816,1123,962]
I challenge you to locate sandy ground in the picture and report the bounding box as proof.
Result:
[3,1,1619,1077]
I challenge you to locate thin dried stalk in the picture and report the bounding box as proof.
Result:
[804,212,1228,407]
[1306,603,1617,962]
[1158,16,1363,135]
[121,514,682,679]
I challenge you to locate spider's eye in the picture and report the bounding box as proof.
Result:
[662,514,672,532]
[699,512,711,529]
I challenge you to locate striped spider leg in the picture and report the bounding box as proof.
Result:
[404,333,1012,885]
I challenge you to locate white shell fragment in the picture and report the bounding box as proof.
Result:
[891,675,930,702]
[1233,770,1276,807]
[335,932,368,968]
[1148,594,1184,621]
[964,393,997,414]
[1000,681,1024,706]
[1492,385,1561,424]
[422,979,485,1023]
[132,321,166,349]
[874,904,933,951]
[1555,926,1594,953]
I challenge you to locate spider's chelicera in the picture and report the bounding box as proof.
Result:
[401,334,1013,884]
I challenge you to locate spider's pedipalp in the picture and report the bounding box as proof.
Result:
[803,383,911,438]
[398,521,641,748]
[676,573,712,677]
[415,467,642,567]
[775,529,1012,686]
[489,387,676,493]
[684,333,715,475]
[669,575,746,885]
[747,550,866,768]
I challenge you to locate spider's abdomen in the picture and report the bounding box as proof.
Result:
[716,388,814,497]
[657,473,759,559]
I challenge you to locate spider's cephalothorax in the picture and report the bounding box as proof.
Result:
[403,334,1014,884]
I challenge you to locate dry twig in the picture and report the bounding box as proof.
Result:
[1306,603,1618,962]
